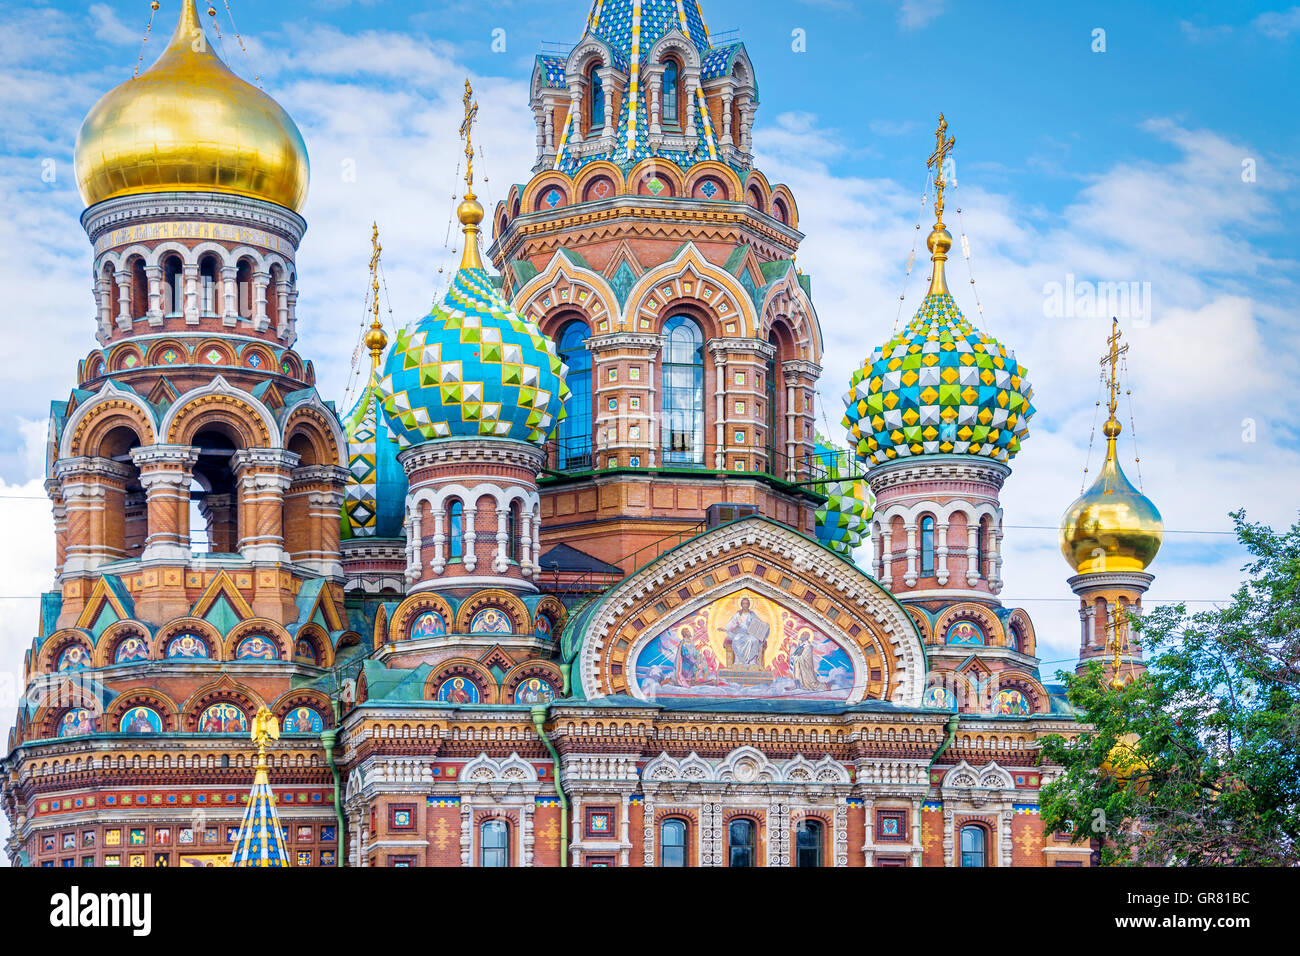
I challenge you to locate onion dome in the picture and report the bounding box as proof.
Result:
[74,0,309,212]
[843,116,1033,467]
[811,441,873,557]
[378,110,568,449]
[1060,330,1162,574]
[342,226,407,539]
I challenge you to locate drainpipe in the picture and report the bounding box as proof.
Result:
[531,705,568,867]
[927,712,960,779]
[559,661,572,696]
[321,702,346,867]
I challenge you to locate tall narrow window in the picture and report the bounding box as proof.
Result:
[199,256,219,315]
[976,517,987,578]
[765,339,779,470]
[508,502,522,563]
[557,320,593,469]
[960,825,986,867]
[728,818,755,867]
[589,67,605,132]
[661,316,704,466]
[795,819,823,868]
[480,820,509,867]
[163,255,183,315]
[920,516,936,576]
[662,60,680,125]
[660,819,687,867]
[448,500,464,560]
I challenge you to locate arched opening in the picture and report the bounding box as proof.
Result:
[199,254,221,315]
[286,431,320,466]
[662,58,681,127]
[129,257,148,318]
[447,499,465,561]
[161,254,184,316]
[727,817,756,867]
[795,819,824,867]
[100,425,145,560]
[267,264,283,325]
[660,818,688,867]
[661,315,704,466]
[236,258,255,319]
[556,319,593,469]
[960,824,987,867]
[480,819,509,867]
[588,65,605,134]
[920,515,936,576]
[978,514,993,579]
[508,501,523,564]
[190,428,241,554]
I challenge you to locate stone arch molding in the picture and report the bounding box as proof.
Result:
[624,242,757,338]
[940,759,1016,792]
[513,251,618,333]
[161,375,281,447]
[642,748,849,786]
[575,518,926,706]
[461,752,539,786]
[59,380,160,462]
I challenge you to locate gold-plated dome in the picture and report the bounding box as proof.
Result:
[74,0,309,212]
[1060,434,1163,574]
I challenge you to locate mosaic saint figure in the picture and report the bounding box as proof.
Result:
[125,707,158,734]
[789,630,826,692]
[723,597,769,669]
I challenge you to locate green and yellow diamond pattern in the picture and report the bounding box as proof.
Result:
[378,267,569,448]
[841,291,1034,466]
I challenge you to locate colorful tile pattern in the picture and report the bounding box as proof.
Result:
[842,291,1034,465]
[378,267,569,448]
[342,374,408,538]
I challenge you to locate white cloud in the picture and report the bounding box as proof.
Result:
[896,0,947,30]
[1253,6,1300,38]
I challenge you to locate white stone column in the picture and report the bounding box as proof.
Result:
[879,527,893,587]
[431,508,446,575]
[990,528,1005,592]
[904,524,918,587]
[252,272,271,331]
[936,521,950,585]
[145,265,164,326]
[569,89,584,143]
[910,797,923,867]
[276,283,290,341]
[463,502,478,573]
[684,75,698,140]
[183,264,200,325]
[520,510,534,578]
[494,506,510,574]
[116,272,132,331]
[966,525,980,586]
[721,90,734,145]
[649,69,662,136]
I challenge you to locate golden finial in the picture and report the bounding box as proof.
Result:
[1099,317,1130,457]
[924,114,956,296]
[456,78,485,270]
[363,222,387,368]
[250,705,279,783]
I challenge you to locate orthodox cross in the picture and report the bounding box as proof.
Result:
[927,114,955,226]
[365,222,386,368]
[1099,317,1129,421]
[460,78,479,198]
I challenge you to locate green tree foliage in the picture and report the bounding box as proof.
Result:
[1040,511,1300,866]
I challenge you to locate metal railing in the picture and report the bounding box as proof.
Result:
[541,437,841,490]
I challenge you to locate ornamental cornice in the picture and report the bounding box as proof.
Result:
[397,439,545,472]
[1066,570,1155,593]
[129,444,201,468]
[290,464,351,485]
[82,191,306,247]
[781,358,822,378]
[707,338,776,359]
[52,456,134,482]
[867,455,1010,492]
[587,331,665,351]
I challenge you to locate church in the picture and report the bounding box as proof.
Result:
[0,0,1165,867]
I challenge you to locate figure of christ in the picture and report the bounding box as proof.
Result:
[723,598,771,671]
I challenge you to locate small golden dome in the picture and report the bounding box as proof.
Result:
[74,0,309,212]
[1060,434,1163,574]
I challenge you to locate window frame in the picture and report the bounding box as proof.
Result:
[960,824,988,868]
[727,817,757,868]
[447,499,464,560]
[920,515,936,576]
[659,817,688,868]
[794,818,824,868]
[480,819,510,868]
[660,315,706,466]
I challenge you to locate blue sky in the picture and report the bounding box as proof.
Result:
[0,1,1298,802]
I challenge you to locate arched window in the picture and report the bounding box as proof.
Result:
[236,258,254,318]
[660,818,688,867]
[960,825,987,867]
[920,515,936,576]
[199,255,220,315]
[662,59,680,126]
[661,316,705,466]
[589,66,605,133]
[448,500,464,560]
[508,501,522,563]
[480,819,509,867]
[765,335,779,468]
[162,255,183,315]
[976,518,986,578]
[130,258,148,317]
[556,320,593,469]
[796,819,824,867]
[728,818,756,867]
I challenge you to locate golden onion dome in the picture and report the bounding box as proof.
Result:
[1060,422,1163,574]
[74,0,309,212]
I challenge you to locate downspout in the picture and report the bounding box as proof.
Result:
[531,705,568,867]
[927,712,960,778]
[321,700,346,867]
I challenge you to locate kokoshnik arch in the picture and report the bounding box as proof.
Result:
[1,0,1163,868]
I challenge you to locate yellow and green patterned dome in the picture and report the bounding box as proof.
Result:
[842,227,1034,466]
[377,196,569,449]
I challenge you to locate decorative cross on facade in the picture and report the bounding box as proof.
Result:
[927,114,955,226]
[461,78,479,198]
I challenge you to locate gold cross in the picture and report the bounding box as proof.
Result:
[460,78,479,198]
[1099,318,1129,421]
[927,114,955,226]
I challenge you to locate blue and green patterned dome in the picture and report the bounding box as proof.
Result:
[341,373,408,539]
[811,441,873,557]
[842,289,1034,466]
[377,266,569,449]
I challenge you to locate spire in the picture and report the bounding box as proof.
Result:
[456,78,485,271]
[230,706,290,867]
[1099,316,1129,467]
[924,114,955,297]
[364,222,387,369]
